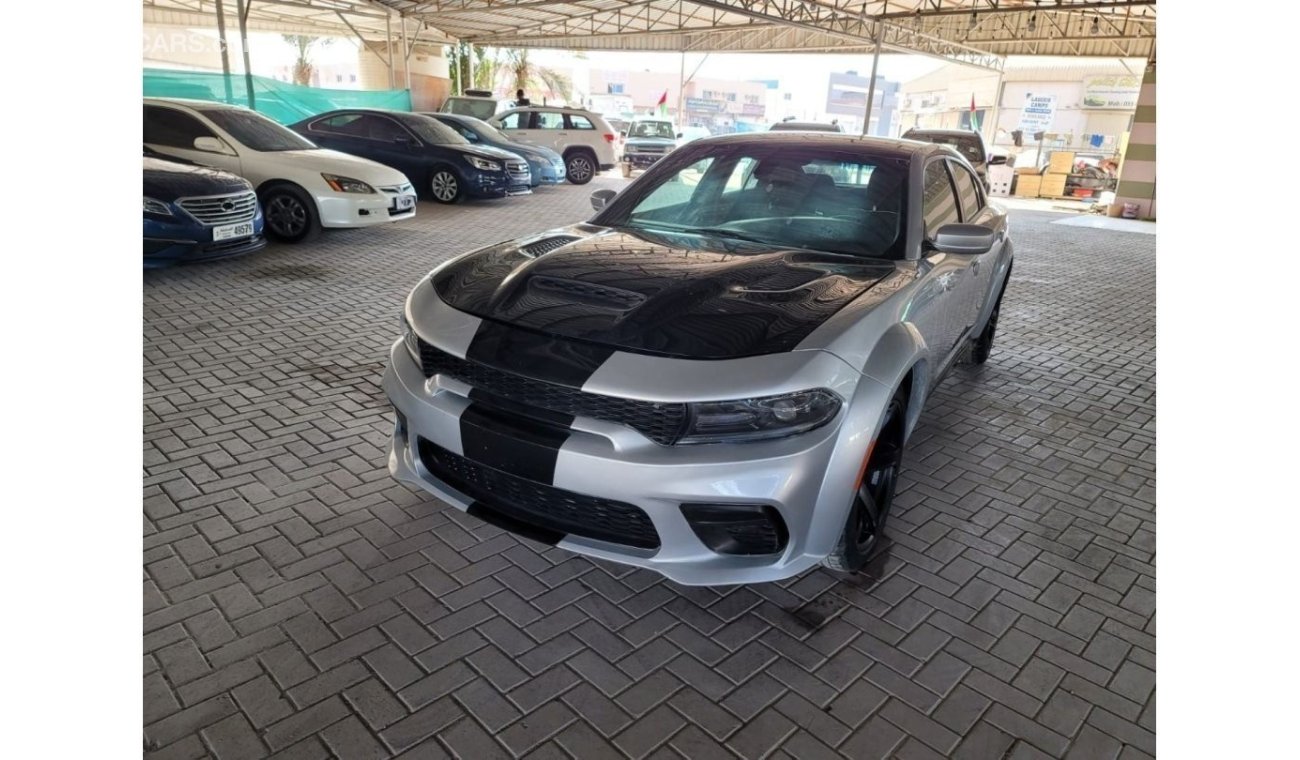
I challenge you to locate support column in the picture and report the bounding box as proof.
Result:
[215,0,233,102]
[401,16,412,91]
[1111,60,1156,219]
[678,51,686,125]
[861,25,882,136]
[235,0,254,109]
[386,13,395,89]
[464,43,474,91]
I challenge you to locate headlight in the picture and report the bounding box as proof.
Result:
[143,197,172,216]
[464,155,501,171]
[679,389,841,445]
[400,313,420,363]
[322,174,376,194]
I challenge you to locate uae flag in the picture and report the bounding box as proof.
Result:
[970,93,980,132]
[657,90,669,117]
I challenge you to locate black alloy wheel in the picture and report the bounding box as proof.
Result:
[261,184,321,243]
[823,391,907,572]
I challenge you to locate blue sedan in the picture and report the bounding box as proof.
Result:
[144,151,266,267]
[427,112,566,187]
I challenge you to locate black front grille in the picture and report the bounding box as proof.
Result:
[418,438,660,550]
[418,341,687,445]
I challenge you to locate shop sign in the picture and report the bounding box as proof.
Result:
[1082,74,1142,109]
[1018,93,1057,133]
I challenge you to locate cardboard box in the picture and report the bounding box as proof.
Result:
[1040,173,1068,198]
[1015,175,1042,197]
[1015,165,1041,175]
[1047,151,1076,174]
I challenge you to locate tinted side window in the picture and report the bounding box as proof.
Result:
[535,112,566,129]
[566,115,595,130]
[311,113,366,136]
[144,106,215,148]
[922,161,960,238]
[367,116,411,142]
[497,112,524,129]
[949,162,983,222]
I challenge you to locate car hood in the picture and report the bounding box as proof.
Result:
[493,141,559,162]
[432,226,897,360]
[264,148,410,185]
[144,156,250,201]
[461,144,524,163]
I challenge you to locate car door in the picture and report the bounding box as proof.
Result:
[948,158,1006,334]
[531,110,568,152]
[910,158,975,370]
[494,110,537,147]
[144,105,241,175]
[361,114,427,181]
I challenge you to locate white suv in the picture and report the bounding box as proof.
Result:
[144,98,417,243]
[488,106,617,185]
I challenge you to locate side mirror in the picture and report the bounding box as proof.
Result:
[676,132,684,139]
[619,131,628,138]
[987,155,1008,166]
[590,188,617,211]
[932,223,995,255]
[193,136,234,155]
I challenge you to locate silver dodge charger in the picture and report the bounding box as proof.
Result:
[384,132,1013,585]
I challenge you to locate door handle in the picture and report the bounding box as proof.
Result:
[972,260,981,276]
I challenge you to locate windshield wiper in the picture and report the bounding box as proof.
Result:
[680,226,774,245]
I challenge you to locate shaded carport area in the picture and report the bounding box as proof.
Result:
[143,2,1157,758]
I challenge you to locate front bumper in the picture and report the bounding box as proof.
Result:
[317,188,414,229]
[143,214,266,267]
[382,339,890,585]
[622,153,667,168]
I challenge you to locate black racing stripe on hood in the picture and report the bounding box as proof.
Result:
[436,228,896,361]
[465,319,616,389]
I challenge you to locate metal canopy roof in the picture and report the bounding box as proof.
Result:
[144,1,1156,69]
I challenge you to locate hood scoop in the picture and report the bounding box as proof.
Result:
[529,276,647,311]
[520,235,581,257]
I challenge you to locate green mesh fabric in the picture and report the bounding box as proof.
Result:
[143,68,411,124]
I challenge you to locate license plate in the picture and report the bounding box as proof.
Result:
[392,195,415,211]
[213,222,253,242]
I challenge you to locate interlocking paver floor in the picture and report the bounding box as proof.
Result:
[144,177,1155,759]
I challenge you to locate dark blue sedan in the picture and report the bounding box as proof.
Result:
[143,151,266,268]
[426,113,566,187]
[289,109,531,203]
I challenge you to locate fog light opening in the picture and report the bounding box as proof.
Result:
[681,503,788,556]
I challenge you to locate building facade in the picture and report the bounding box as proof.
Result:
[897,58,1144,162]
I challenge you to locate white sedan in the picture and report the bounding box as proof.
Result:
[144,98,417,243]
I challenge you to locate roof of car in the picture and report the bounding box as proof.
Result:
[499,105,597,114]
[770,121,842,131]
[145,97,249,111]
[685,131,944,160]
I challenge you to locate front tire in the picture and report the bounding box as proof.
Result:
[823,390,907,573]
[260,183,321,244]
[969,284,1006,365]
[566,151,596,185]
[429,167,463,204]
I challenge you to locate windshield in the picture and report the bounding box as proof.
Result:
[629,121,675,139]
[200,109,316,151]
[602,146,909,260]
[400,114,468,145]
[444,97,498,121]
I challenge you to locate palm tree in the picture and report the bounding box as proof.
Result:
[282,35,333,86]
[503,48,573,105]
[446,42,500,93]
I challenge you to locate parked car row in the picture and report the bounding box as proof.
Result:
[142,98,618,266]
